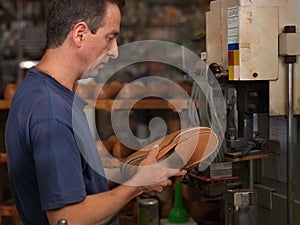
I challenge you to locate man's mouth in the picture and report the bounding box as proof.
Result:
[98,59,109,68]
[98,63,105,69]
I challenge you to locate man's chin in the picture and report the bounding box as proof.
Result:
[82,63,105,79]
[82,70,100,79]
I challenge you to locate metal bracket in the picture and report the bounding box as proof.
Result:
[279,25,300,63]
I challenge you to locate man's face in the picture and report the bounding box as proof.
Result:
[81,3,121,78]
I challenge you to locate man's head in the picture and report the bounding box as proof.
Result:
[46,0,125,49]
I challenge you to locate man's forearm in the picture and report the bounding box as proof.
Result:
[46,184,141,225]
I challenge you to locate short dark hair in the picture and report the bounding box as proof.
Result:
[46,0,125,48]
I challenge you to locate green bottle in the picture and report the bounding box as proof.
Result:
[168,181,189,223]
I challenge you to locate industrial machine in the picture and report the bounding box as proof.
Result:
[187,1,300,225]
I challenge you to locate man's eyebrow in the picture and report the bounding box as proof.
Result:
[107,31,119,38]
[112,31,119,36]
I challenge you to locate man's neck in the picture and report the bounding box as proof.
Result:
[36,49,79,91]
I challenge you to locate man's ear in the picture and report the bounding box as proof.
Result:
[72,22,89,47]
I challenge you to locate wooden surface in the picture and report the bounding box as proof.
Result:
[0,99,189,111]
[90,99,188,111]
[224,153,270,162]
[0,100,11,110]
[0,205,18,217]
[0,154,6,164]
[0,165,18,220]
[0,199,19,220]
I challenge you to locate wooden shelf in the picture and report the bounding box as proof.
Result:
[0,165,18,221]
[0,205,18,218]
[0,100,11,110]
[0,200,18,218]
[0,153,7,164]
[224,153,270,162]
[89,99,188,111]
[1,99,189,111]
[189,173,240,183]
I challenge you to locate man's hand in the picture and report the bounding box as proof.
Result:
[126,145,187,196]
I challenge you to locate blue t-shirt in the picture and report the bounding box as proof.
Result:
[5,67,110,225]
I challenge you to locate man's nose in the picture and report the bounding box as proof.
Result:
[108,41,119,59]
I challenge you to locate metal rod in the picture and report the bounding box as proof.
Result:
[249,159,254,190]
[287,63,294,225]
[16,0,24,84]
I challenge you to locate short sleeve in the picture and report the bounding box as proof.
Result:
[31,118,86,211]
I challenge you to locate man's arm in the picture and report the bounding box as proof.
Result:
[46,181,164,225]
[46,146,186,225]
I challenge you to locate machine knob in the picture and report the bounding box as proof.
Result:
[248,104,257,111]
[248,91,259,98]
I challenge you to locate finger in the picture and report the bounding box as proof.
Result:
[146,186,164,194]
[139,145,160,167]
[141,145,160,165]
[147,179,172,189]
[146,191,158,196]
[174,169,187,177]
[159,168,184,179]
[148,144,159,159]
[166,168,187,177]
[162,179,172,186]
[157,179,172,187]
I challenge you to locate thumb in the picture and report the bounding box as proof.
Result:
[142,144,159,165]
[148,144,159,159]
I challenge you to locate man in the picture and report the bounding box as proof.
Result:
[5,0,186,224]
